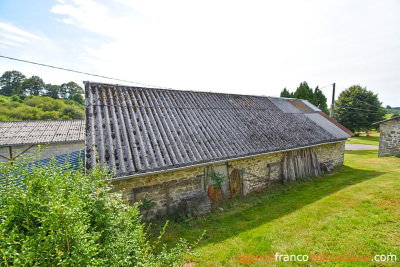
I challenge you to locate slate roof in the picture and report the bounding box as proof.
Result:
[85,82,352,179]
[0,120,85,147]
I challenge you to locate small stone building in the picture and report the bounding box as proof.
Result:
[85,82,353,219]
[373,116,400,157]
[0,120,85,162]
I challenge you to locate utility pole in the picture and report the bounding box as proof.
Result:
[330,83,336,118]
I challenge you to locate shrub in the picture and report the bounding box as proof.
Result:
[60,105,85,119]
[8,106,44,120]
[10,95,22,103]
[0,155,199,266]
[71,93,84,105]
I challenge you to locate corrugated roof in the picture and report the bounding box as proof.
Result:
[85,83,351,178]
[317,111,355,137]
[0,150,85,187]
[0,120,85,147]
[304,113,350,139]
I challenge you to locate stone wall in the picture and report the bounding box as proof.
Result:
[111,141,346,220]
[378,117,400,157]
[0,141,85,163]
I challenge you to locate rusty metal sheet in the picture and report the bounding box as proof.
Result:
[0,120,85,147]
[85,83,351,178]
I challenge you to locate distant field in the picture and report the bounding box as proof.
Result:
[346,132,379,146]
[151,150,400,266]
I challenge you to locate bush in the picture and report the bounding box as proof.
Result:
[60,105,85,119]
[10,95,22,103]
[8,106,44,120]
[0,155,199,266]
[72,93,84,105]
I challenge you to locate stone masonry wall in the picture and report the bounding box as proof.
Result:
[111,141,346,220]
[378,117,400,157]
[0,141,84,163]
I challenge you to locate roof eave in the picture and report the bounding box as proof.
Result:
[109,139,348,183]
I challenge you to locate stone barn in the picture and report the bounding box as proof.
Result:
[0,120,85,163]
[85,82,352,219]
[373,116,400,157]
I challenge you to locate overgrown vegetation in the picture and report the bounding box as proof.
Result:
[0,94,84,120]
[152,150,400,266]
[0,155,200,266]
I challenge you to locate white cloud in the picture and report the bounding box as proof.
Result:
[0,22,41,40]
[3,0,397,106]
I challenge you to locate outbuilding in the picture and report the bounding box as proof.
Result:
[373,116,400,157]
[85,82,353,219]
[0,120,85,162]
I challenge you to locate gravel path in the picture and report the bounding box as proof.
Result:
[345,144,379,150]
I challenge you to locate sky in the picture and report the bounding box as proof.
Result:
[0,0,399,106]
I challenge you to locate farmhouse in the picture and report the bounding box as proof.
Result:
[85,82,352,219]
[373,116,400,157]
[0,120,85,163]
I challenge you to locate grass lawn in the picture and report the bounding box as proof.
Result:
[346,132,380,146]
[152,150,400,266]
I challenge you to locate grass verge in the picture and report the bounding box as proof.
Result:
[346,132,380,146]
[151,150,400,266]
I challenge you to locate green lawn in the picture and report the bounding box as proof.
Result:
[346,132,380,146]
[152,150,400,266]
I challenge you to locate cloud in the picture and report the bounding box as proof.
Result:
[45,0,400,106]
[0,21,41,39]
[0,21,46,50]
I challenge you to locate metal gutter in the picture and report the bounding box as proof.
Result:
[109,139,347,182]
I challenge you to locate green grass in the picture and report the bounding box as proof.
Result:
[151,150,400,266]
[346,132,380,146]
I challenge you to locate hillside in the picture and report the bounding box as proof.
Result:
[0,95,84,121]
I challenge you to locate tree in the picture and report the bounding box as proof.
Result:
[0,70,26,96]
[314,86,329,115]
[72,93,84,104]
[22,76,45,96]
[280,87,293,98]
[281,82,329,113]
[334,85,386,133]
[43,84,60,99]
[61,81,83,98]
[293,82,317,106]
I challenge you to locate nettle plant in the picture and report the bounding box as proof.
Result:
[0,153,201,266]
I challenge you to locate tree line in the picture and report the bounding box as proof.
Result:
[0,70,84,104]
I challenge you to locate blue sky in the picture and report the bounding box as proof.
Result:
[0,0,399,107]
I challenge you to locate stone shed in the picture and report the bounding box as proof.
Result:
[0,120,85,162]
[85,82,352,219]
[373,116,400,157]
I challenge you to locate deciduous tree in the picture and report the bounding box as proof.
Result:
[334,85,386,133]
[0,70,26,96]
[22,76,45,96]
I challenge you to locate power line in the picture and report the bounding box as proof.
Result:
[353,97,384,109]
[336,105,384,113]
[0,55,171,89]
[318,84,333,90]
